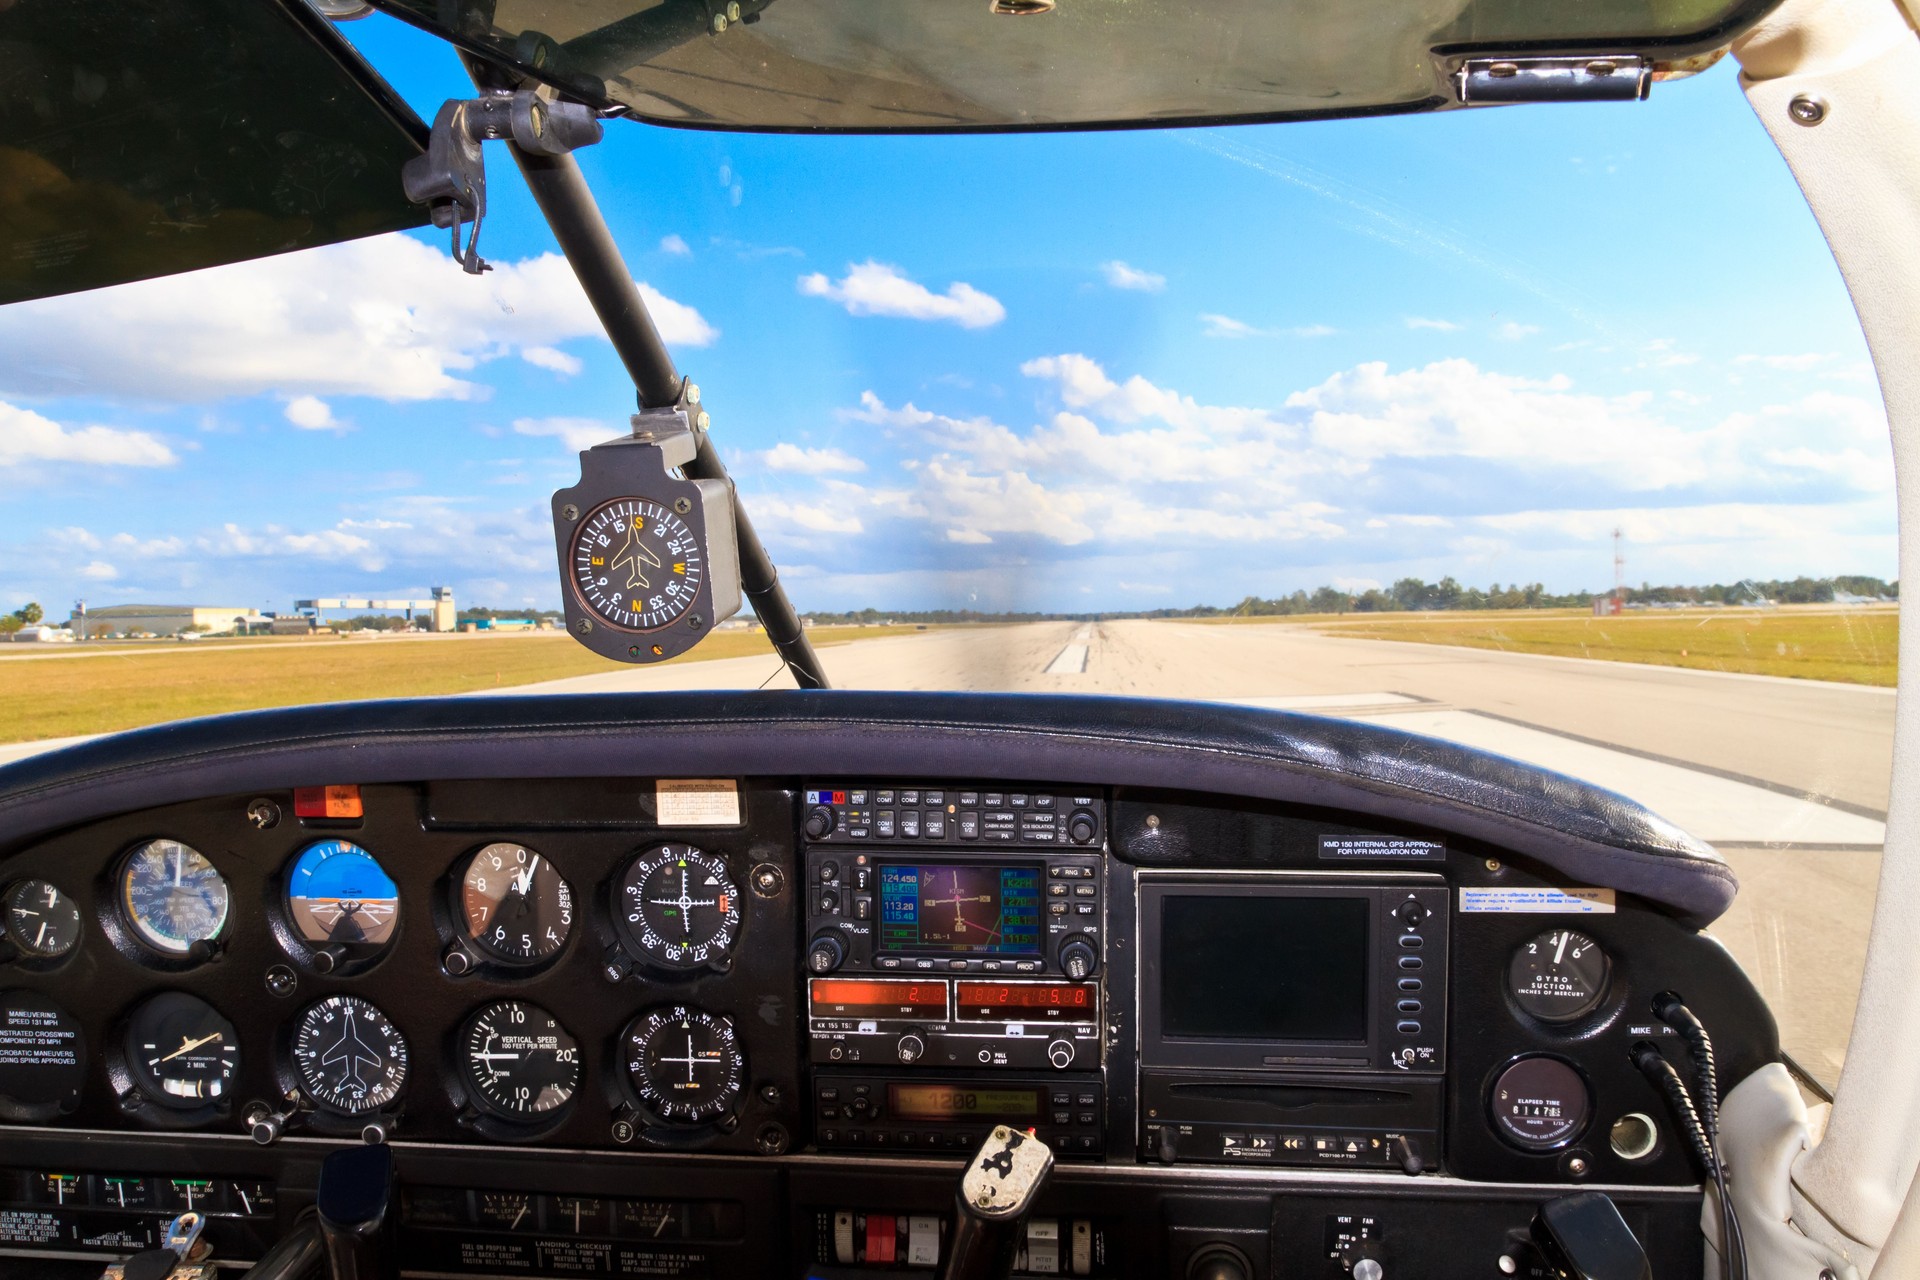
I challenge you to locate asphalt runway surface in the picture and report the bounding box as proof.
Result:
[519,619,1891,1082]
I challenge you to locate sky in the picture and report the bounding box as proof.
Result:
[0,14,1895,617]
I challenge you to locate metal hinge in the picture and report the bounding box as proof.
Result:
[1454,55,1651,105]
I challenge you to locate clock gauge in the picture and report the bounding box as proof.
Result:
[3,880,81,959]
[119,840,230,956]
[290,995,408,1115]
[569,498,704,632]
[614,845,741,971]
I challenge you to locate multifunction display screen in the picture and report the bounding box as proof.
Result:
[877,863,1042,955]
[1159,895,1369,1041]
[888,1084,1044,1122]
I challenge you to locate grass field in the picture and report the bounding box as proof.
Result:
[1311,609,1899,686]
[0,627,926,744]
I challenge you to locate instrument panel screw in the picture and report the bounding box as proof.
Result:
[245,798,281,830]
[686,383,701,405]
[689,614,705,630]
[1789,94,1828,126]
[1485,858,1502,872]
[561,503,580,522]
[674,496,693,514]
[1144,814,1161,830]
[696,410,712,430]
[756,1123,788,1155]
[751,863,785,897]
[264,965,298,998]
[574,617,594,635]
[1566,1155,1589,1177]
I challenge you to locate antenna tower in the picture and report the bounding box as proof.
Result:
[1612,527,1625,609]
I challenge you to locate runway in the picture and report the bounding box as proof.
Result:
[512,618,1891,1080]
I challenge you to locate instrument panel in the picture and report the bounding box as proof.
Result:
[0,761,1775,1278]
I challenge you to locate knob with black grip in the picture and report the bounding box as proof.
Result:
[807,933,845,975]
[1187,1245,1251,1280]
[1066,811,1098,845]
[1057,935,1098,979]
[805,806,836,840]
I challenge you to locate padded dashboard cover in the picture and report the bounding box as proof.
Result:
[0,691,1735,926]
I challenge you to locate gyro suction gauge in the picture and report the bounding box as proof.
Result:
[551,409,741,664]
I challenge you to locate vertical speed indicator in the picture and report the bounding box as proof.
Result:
[569,499,703,632]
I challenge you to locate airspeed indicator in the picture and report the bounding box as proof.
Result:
[569,499,703,632]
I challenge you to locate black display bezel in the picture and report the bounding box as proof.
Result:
[1137,877,1446,1074]
[872,859,1047,958]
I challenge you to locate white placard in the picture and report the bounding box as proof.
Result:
[1458,886,1616,914]
[654,778,742,826]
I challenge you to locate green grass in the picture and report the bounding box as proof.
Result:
[1312,610,1898,686]
[0,627,931,744]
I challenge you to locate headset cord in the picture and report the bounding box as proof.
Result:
[1634,1028,1748,1280]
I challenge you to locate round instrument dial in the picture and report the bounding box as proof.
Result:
[3,880,81,959]
[568,498,704,632]
[615,845,740,971]
[457,844,574,964]
[119,840,230,956]
[1490,1055,1591,1151]
[286,840,400,951]
[290,996,408,1115]
[124,992,239,1109]
[1508,929,1611,1024]
[458,1000,581,1122]
[620,1006,744,1125]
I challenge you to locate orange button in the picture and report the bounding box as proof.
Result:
[293,785,363,819]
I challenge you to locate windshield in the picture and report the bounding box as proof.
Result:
[0,10,1889,1095]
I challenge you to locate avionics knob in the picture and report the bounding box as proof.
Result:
[805,806,836,840]
[1047,1039,1076,1069]
[807,933,845,975]
[1058,935,1098,979]
[1067,811,1098,845]
[897,1032,926,1063]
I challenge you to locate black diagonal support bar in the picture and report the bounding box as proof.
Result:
[500,136,829,689]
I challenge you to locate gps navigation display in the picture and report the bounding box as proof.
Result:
[877,863,1042,955]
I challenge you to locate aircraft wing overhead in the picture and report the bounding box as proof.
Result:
[0,0,430,306]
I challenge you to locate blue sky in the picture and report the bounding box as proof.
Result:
[0,14,1893,616]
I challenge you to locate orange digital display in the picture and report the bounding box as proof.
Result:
[955,982,1098,1021]
[809,978,949,1019]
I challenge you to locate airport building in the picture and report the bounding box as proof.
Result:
[293,586,457,632]
[72,604,266,637]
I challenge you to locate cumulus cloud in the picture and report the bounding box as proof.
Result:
[520,346,583,376]
[512,417,622,454]
[0,234,715,404]
[283,396,339,431]
[1406,317,1460,331]
[1100,261,1166,292]
[79,560,118,581]
[0,401,176,468]
[1496,322,1540,341]
[798,262,1005,328]
[1200,315,1334,339]
[660,234,691,256]
[755,443,867,475]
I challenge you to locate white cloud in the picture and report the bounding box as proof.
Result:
[1201,315,1334,339]
[78,560,118,581]
[0,234,715,404]
[1100,261,1166,292]
[512,417,621,453]
[283,396,339,431]
[946,528,993,545]
[0,401,176,468]
[798,262,1005,328]
[1734,353,1829,371]
[1406,317,1460,331]
[756,443,867,475]
[520,346,583,376]
[1496,322,1540,341]
[660,234,691,256]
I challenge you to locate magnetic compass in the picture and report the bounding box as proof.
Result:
[550,422,741,664]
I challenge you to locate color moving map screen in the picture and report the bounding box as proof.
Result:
[877,863,1042,955]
